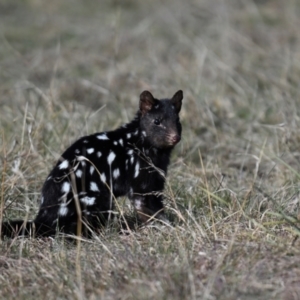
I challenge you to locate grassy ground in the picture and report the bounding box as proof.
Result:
[1,0,300,299]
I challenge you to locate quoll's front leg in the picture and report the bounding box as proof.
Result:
[130,191,168,223]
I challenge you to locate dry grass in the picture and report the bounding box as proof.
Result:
[1,0,300,299]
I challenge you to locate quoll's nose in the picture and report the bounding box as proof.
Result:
[171,134,181,145]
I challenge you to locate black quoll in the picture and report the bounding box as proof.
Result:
[2,90,183,238]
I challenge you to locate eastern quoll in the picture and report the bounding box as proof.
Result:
[1,90,183,238]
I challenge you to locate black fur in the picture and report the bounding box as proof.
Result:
[1,90,183,238]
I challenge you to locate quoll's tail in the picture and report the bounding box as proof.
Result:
[1,220,55,238]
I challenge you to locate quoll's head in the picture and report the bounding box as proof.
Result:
[139,90,183,149]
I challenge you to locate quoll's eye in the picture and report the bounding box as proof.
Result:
[154,118,161,125]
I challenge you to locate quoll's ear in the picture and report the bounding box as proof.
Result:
[171,90,183,114]
[140,91,156,115]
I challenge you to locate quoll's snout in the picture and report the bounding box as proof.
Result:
[167,133,181,145]
[171,134,181,145]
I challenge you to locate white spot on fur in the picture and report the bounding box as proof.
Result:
[97,151,102,158]
[87,148,94,154]
[76,169,83,178]
[130,156,134,164]
[100,173,106,183]
[134,162,140,178]
[97,133,109,140]
[81,161,86,167]
[113,168,120,179]
[127,133,131,139]
[129,188,133,197]
[134,130,138,135]
[90,166,95,175]
[47,176,52,181]
[59,160,69,170]
[127,149,133,155]
[135,199,142,210]
[125,159,128,170]
[62,182,70,194]
[90,182,100,192]
[40,196,44,204]
[59,204,68,216]
[83,140,89,143]
[107,151,116,165]
[113,141,118,145]
[75,149,80,154]
[81,196,96,206]
[142,131,147,137]
[119,139,123,146]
